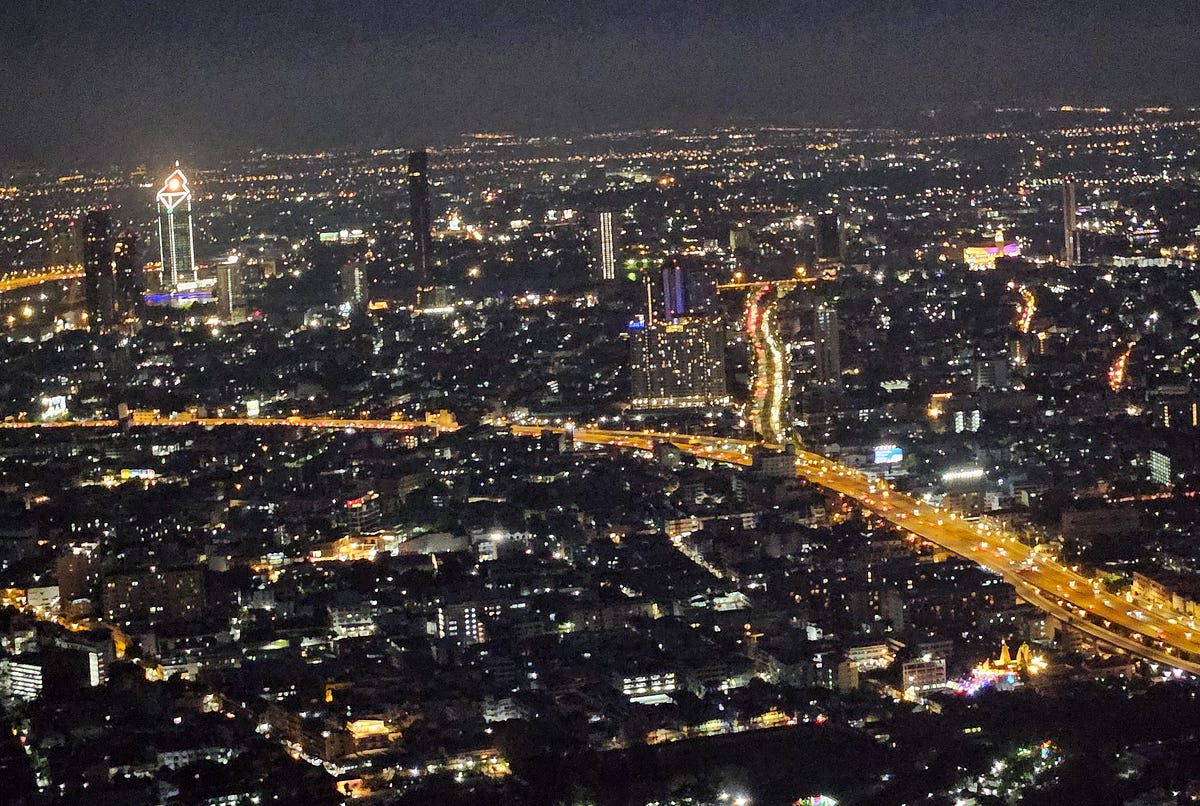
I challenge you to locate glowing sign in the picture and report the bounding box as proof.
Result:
[873,445,903,464]
[156,169,191,213]
[120,468,156,480]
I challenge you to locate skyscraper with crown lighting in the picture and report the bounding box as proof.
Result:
[156,165,196,288]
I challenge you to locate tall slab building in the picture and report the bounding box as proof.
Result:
[408,149,432,283]
[81,210,117,331]
[591,210,619,282]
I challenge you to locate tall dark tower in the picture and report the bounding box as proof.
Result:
[408,149,432,283]
[113,230,144,321]
[81,210,117,331]
[1062,180,1079,267]
[814,212,844,263]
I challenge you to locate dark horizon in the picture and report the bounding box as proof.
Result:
[3,0,1200,167]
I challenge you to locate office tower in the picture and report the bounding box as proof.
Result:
[340,259,369,309]
[215,262,247,323]
[591,210,620,281]
[156,166,197,288]
[80,210,117,331]
[629,316,727,408]
[815,212,844,263]
[814,302,841,393]
[112,230,144,320]
[408,149,432,282]
[1062,180,1079,267]
[661,254,718,319]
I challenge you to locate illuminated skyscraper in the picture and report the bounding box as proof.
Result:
[80,210,117,331]
[156,166,197,288]
[408,149,432,282]
[591,210,620,281]
[629,316,727,408]
[1062,180,1079,267]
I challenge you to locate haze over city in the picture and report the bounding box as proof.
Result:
[5,0,1200,163]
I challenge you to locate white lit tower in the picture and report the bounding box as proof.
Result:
[590,210,619,282]
[156,164,197,288]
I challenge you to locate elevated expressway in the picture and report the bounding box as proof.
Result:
[0,413,459,433]
[0,266,84,294]
[512,424,1200,674]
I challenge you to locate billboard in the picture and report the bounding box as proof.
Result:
[874,445,904,465]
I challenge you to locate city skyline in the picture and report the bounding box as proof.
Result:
[2,6,1200,802]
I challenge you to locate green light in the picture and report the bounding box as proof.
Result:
[626,271,638,281]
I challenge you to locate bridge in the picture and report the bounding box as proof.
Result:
[511,424,1200,674]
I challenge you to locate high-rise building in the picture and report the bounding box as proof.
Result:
[591,210,620,282]
[661,255,719,319]
[45,215,82,268]
[629,316,727,408]
[815,212,844,263]
[1062,180,1079,267]
[340,259,369,310]
[156,166,197,288]
[112,230,144,320]
[729,225,753,253]
[814,302,841,393]
[215,262,247,323]
[56,541,101,605]
[80,210,117,331]
[408,149,432,283]
[342,491,382,535]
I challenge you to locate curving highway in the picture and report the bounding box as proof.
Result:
[512,424,1200,674]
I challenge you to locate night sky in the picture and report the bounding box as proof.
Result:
[3,0,1199,165]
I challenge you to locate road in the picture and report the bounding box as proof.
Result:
[512,424,1200,674]
[0,266,84,294]
[0,413,459,433]
[745,285,791,444]
[9,412,1197,671]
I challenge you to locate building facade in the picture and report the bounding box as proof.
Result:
[630,316,727,408]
